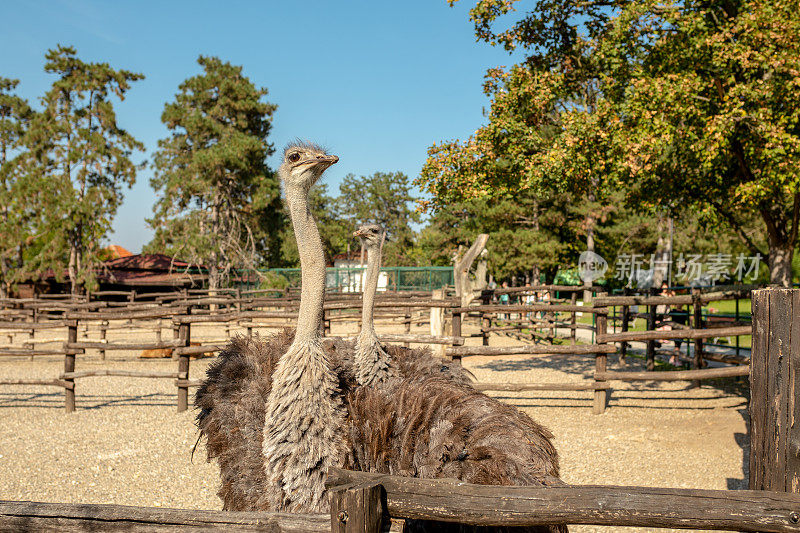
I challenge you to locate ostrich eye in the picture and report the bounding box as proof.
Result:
[288,152,300,163]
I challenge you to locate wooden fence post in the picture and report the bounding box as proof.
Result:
[99,320,108,361]
[430,289,445,358]
[65,320,78,413]
[451,309,462,367]
[646,288,657,371]
[177,307,191,413]
[480,289,492,346]
[403,310,411,348]
[329,481,384,533]
[594,300,609,415]
[619,288,630,367]
[750,288,800,493]
[692,288,704,388]
[570,291,577,345]
[28,306,37,360]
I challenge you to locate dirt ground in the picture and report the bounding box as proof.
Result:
[0,319,749,532]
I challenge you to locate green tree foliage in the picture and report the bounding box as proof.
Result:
[337,172,421,266]
[611,0,800,286]
[416,189,580,280]
[279,172,422,267]
[147,56,280,289]
[423,0,800,285]
[279,183,351,266]
[0,78,33,297]
[20,45,143,294]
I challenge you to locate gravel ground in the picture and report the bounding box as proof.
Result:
[0,321,749,532]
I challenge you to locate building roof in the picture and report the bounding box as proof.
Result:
[103,253,196,272]
[104,245,133,259]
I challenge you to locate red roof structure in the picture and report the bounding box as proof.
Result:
[104,245,133,259]
[98,254,203,288]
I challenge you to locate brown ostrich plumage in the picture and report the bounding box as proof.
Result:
[196,334,565,532]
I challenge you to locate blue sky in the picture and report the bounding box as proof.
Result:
[1,0,521,253]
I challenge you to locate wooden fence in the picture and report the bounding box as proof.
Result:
[0,290,463,412]
[0,288,794,531]
[0,285,755,413]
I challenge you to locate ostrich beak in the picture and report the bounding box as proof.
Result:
[311,154,339,170]
[353,228,367,238]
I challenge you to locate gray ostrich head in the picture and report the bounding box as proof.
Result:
[278,141,338,191]
[353,223,385,249]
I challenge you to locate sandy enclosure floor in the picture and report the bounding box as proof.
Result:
[0,319,749,532]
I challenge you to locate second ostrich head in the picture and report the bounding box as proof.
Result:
[353,223,385,248]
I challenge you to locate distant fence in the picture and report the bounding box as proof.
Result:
[250,266,455,292]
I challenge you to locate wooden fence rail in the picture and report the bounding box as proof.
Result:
[5,469,800,533]
[326,469,800,532]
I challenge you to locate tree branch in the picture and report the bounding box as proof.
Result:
[707,197,766,257]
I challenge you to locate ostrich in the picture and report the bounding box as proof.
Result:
[352,224,396,387]
[349,223,567,532]
[196,141,350,513]
[351,223,472,389]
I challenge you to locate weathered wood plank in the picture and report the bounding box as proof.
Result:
[446,344,616,357]
[750,288,800,495]
[473,382,609,391]
[60,370,185,380]
[326,469,800,532]
[0,379,72,389]
[790,291,800,492]
[329,482,384,533]
[453,304,607,315]
[596,366,750,381]
[597,325,751,343]
[593,288,753,307]
[0,500,328,532]
[66,340,184,351]
[750,288,769,491]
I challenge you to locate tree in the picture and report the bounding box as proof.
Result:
[416,188,583,281]
[430,0,800,285]
[610,0,800,286]
[21,45,143,294]
[0,78,33,297]
[148,56,280,290]
[419,64,621,290]
[336,172,421,266]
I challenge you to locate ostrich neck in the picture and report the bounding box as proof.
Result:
[360,242,381,336]
[287,185,325,341]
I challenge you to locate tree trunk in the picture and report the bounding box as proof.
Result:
[583,213,596,302]
[68,238,78,295]
[653,213,666,287]
[209,200,221,300]
[768,242,794,287]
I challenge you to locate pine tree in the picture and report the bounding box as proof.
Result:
[336,171,421,266]
[147,56,280,290]
[0,77,33,297]
[21,45,143,294]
